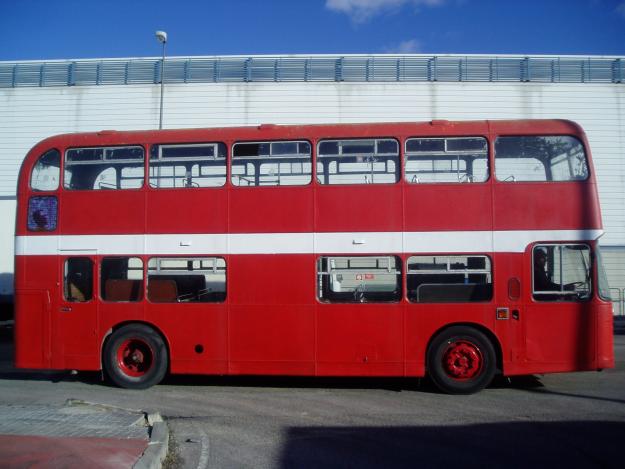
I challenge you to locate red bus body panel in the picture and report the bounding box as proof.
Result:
[13,120,614,379]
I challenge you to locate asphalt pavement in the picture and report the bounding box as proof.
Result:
[0,320,624,468]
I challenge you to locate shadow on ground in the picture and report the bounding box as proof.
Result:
[278,421,625,468]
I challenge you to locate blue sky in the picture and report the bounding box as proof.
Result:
[1,0,625,61]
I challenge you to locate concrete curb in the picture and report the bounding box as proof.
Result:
[133,413,169,469]
[65,399,169,469]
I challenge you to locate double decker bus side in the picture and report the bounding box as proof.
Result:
[14,119,614,394]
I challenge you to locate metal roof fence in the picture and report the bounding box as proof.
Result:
[0,55,623,88]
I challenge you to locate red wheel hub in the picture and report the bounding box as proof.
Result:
[117,338,154,377]
[442,340,483,380]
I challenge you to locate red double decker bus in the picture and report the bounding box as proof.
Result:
[14,119,614,393]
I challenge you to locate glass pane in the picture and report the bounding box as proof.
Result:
[101,257,144,302]
[317,256,401,303]
[533,245,591,301]
[64,258,93,302]
[495,136,588,182]
[596,247,611,301]
[231,140,311,186]
[407,255,492,303]
[64,146,144,190]
[27,196,57,231]
[405,137,488,184]
[406,139,445,153]
[150,143,226,188]
[147,257,226,303]
[317,138,400,185]
[30,149,60,191]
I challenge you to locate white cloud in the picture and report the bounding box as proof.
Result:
[326,0,444,23]
[617,1,625,18]
[383,38,423,53]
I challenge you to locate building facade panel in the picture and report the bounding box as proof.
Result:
[1,55,624,300]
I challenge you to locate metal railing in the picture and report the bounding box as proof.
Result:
[1,55,624,88]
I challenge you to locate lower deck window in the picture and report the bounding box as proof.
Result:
[101,257,144,302]
[407,255,492,303]
[147,257,226,303]
[317,256,401,303]
[64,257,93,302]
[533,244,591,301]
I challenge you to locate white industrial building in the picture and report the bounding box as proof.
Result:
[1,54,624,312]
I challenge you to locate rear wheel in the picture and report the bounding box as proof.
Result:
[427,326,496,394]
[103,324,168,389]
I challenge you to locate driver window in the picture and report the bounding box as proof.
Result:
[532,244,591,301]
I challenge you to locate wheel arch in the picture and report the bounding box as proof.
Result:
[100,320,171,372]
[425,322,503,375]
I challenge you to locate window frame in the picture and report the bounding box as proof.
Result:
[99,256,145,303]
[404,136,489,184]
[531,243,592,302]
[231,140,312,187]
[27,195,58,232]
[63,257,94,303]
[30,148,61,192]
[63,145,146,191]
[316,137,400,186]
[406,254,493,303]
[146,256,227,303]
[316,255,402,303]
[148,142,227,189]
[494,135,589,183]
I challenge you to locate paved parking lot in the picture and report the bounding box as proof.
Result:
[0,324,624,468]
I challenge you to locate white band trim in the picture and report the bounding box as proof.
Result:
[15,229,603,256]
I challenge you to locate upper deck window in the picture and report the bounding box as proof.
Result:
[231,141,311,186]
[495,136,588,182]
[30,149,60,191]
[149,143,226,188]
[405,137,488,183]
[64,146,144,190]
[317,139,399,185]
[317,139,399,184]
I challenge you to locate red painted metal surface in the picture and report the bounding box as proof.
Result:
[13,120,614,381]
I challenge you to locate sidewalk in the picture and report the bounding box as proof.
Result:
[0,400,168,469]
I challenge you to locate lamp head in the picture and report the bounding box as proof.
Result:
[155,31,168,44]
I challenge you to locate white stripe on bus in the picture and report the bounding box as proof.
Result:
[15,229,603,256]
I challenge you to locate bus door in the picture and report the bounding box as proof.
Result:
[524,243,594,370]
[58,252,99,368]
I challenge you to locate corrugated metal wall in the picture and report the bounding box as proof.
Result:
[1,57,624,300]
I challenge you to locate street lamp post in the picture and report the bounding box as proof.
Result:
[155,30,167,130]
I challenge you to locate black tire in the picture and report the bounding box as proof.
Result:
[427,326,496,395]
[103,324,168,389]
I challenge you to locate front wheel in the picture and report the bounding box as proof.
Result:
[427,326,496,394]
[103,324,168,389]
